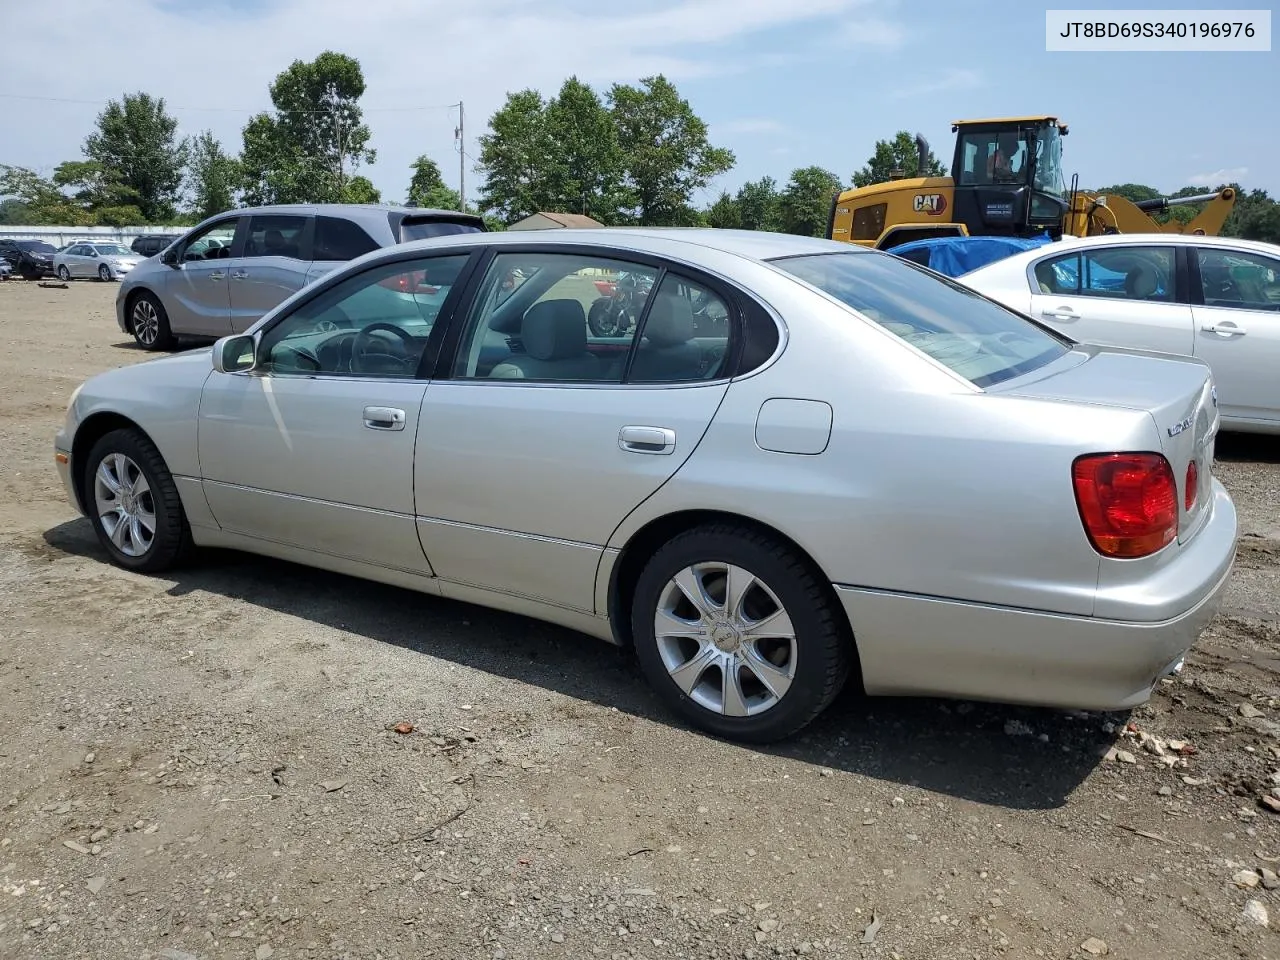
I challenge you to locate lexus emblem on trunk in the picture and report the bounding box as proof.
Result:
[1168,415,1194,438]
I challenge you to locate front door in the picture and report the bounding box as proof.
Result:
[1027,243,1194,356]
[1191,244,1280,426]
[228,212,314,332]
[415,249,734,613]
[165,216,243,337]
[197,251,475,575]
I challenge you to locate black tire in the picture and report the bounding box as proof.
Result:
[83,428,192,573]
[630,523,853,743]
[57,265,72,282]
[588,297,622,337]
[129,291,175,351]
[98,264,112,281]
[20,265,37,281]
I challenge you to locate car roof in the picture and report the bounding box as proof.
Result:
[390,227,866,263]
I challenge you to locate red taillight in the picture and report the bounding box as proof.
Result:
[1072,453,1178,559]
[1185,460,1198,512]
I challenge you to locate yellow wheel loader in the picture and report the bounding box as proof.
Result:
[828,116,1236,250]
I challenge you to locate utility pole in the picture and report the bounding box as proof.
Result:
[454,101,465,213]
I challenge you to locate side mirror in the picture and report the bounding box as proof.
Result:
[161,248,179,266]
[212,333,259,374]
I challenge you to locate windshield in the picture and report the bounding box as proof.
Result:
[1033,125,1065,195]
[769,252,1070,388]
[94,243,133,256]
[17,241,56,253]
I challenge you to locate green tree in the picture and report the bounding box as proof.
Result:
[342,175,381,204]
[0,165,91,225]
[733,176,782,232]
[780,166,844,237]
[239,51,375,205]
[82,92,187,222]
[608,75,734,225]
[543,76,625,222]
[52,160,145,225]
[476,89,553,224]
[705,190,741,229]
[1223,187,1280,244]
[185,130,239,221]
[407,155,462,209]
[851,131,945,188]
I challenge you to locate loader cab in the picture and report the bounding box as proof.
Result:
[951,117,1069,239]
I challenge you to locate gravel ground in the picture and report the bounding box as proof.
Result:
[1,279,1279,960]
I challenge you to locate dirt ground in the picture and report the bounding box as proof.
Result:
[1,279,1279,960]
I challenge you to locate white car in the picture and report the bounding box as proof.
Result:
[961,233,1280,435]
[54,241,141,282]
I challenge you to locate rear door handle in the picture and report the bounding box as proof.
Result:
[1201,322,1246,337]
[363,406,406,431]
[209,271,225,281]
[619,425,675,455]
[231,269,249,280]
[1041,307,1080,321]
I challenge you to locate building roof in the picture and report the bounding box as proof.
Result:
[511,212,605,229]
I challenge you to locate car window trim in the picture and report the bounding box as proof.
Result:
[428,242,751,387]
[245,248,487,383]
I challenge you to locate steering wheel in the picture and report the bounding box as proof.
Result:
[351,322,416,374]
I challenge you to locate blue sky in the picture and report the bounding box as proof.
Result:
[0,0,1275,213]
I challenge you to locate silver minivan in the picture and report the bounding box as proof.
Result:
[115,203,486,350]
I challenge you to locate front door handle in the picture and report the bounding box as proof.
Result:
[231,269,249,280]
[209,271,226,281]
[1041,307,1080,321]
[619,425,675,455]
[363,406,406,431]
[1201,322,1247,337]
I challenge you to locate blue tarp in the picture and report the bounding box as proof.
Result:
[889,233,1056,278]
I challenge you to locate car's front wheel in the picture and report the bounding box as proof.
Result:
[56,265,72,281]
[83,428,191,573]
[631,523,854,743]
[129,292,175,351]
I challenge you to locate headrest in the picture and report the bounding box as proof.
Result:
[522,299,587,360]
[1125,263,1158,299]
[643,292,696,346]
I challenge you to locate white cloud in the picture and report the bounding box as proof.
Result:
[0,0,897,208]
[1187,166,1248,186]
[718,118,787,135]
[890,68,983,99]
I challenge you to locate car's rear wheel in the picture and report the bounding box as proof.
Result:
[57,265,72,281]
[98,264,112,281]
[130,292,175,351]
[631,523,853,743]
[83,428,191,573]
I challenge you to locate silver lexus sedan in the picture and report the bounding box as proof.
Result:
[54,228,1237,742]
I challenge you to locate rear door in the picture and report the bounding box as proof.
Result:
[1026,243,1194,356]
[413,247,734,614]
[1190,244,1280,426]
[228,213,313,331]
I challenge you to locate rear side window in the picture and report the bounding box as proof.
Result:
[244,214,307,260]
[398,216,484,242]
[315,216,380,261]
[771,251,1070,388]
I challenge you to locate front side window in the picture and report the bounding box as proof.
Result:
[1034,247,1174,302]
[453,252,657,382]
[183,220,238,261]
[243,214,307,260]
[771,251,1070,388]
[1197,248,1280,310]
[258,255,470,378]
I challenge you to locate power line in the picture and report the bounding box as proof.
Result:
[0,93,461,115]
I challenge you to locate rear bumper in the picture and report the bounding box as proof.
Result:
[836,479,1237,712]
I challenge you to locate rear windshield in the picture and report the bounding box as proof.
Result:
[770,251,1070,387]
[398,218,484,242]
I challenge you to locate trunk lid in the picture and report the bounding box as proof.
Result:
[993,344,1219,544]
